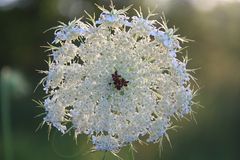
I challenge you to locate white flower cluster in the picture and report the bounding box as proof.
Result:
[40,4,196,152]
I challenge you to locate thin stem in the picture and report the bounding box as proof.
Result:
[102,151,107,160]
[1,74,13,160]
[129,144,135,160]
[130,148,135,160]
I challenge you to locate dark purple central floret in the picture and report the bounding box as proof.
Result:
[111,71,129,90]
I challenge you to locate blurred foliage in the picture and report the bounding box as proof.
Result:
[0,0,239,160]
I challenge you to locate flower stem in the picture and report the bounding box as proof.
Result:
[129,144,135,160]
[1,71,13,160]
[102,151,107,160]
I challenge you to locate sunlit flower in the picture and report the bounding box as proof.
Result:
[38,3,197,152]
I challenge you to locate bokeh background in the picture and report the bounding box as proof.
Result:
[0,0,240,160]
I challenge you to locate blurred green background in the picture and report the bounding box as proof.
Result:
[0,0,239,160]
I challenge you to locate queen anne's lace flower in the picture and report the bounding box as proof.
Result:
[39,4,197,152]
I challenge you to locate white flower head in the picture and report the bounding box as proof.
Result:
[38,3,198,153]
[95,3,132,27]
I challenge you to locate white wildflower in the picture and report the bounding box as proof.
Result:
[95,4,132,27]
[38,3,197,152]
[53,18,89,43]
